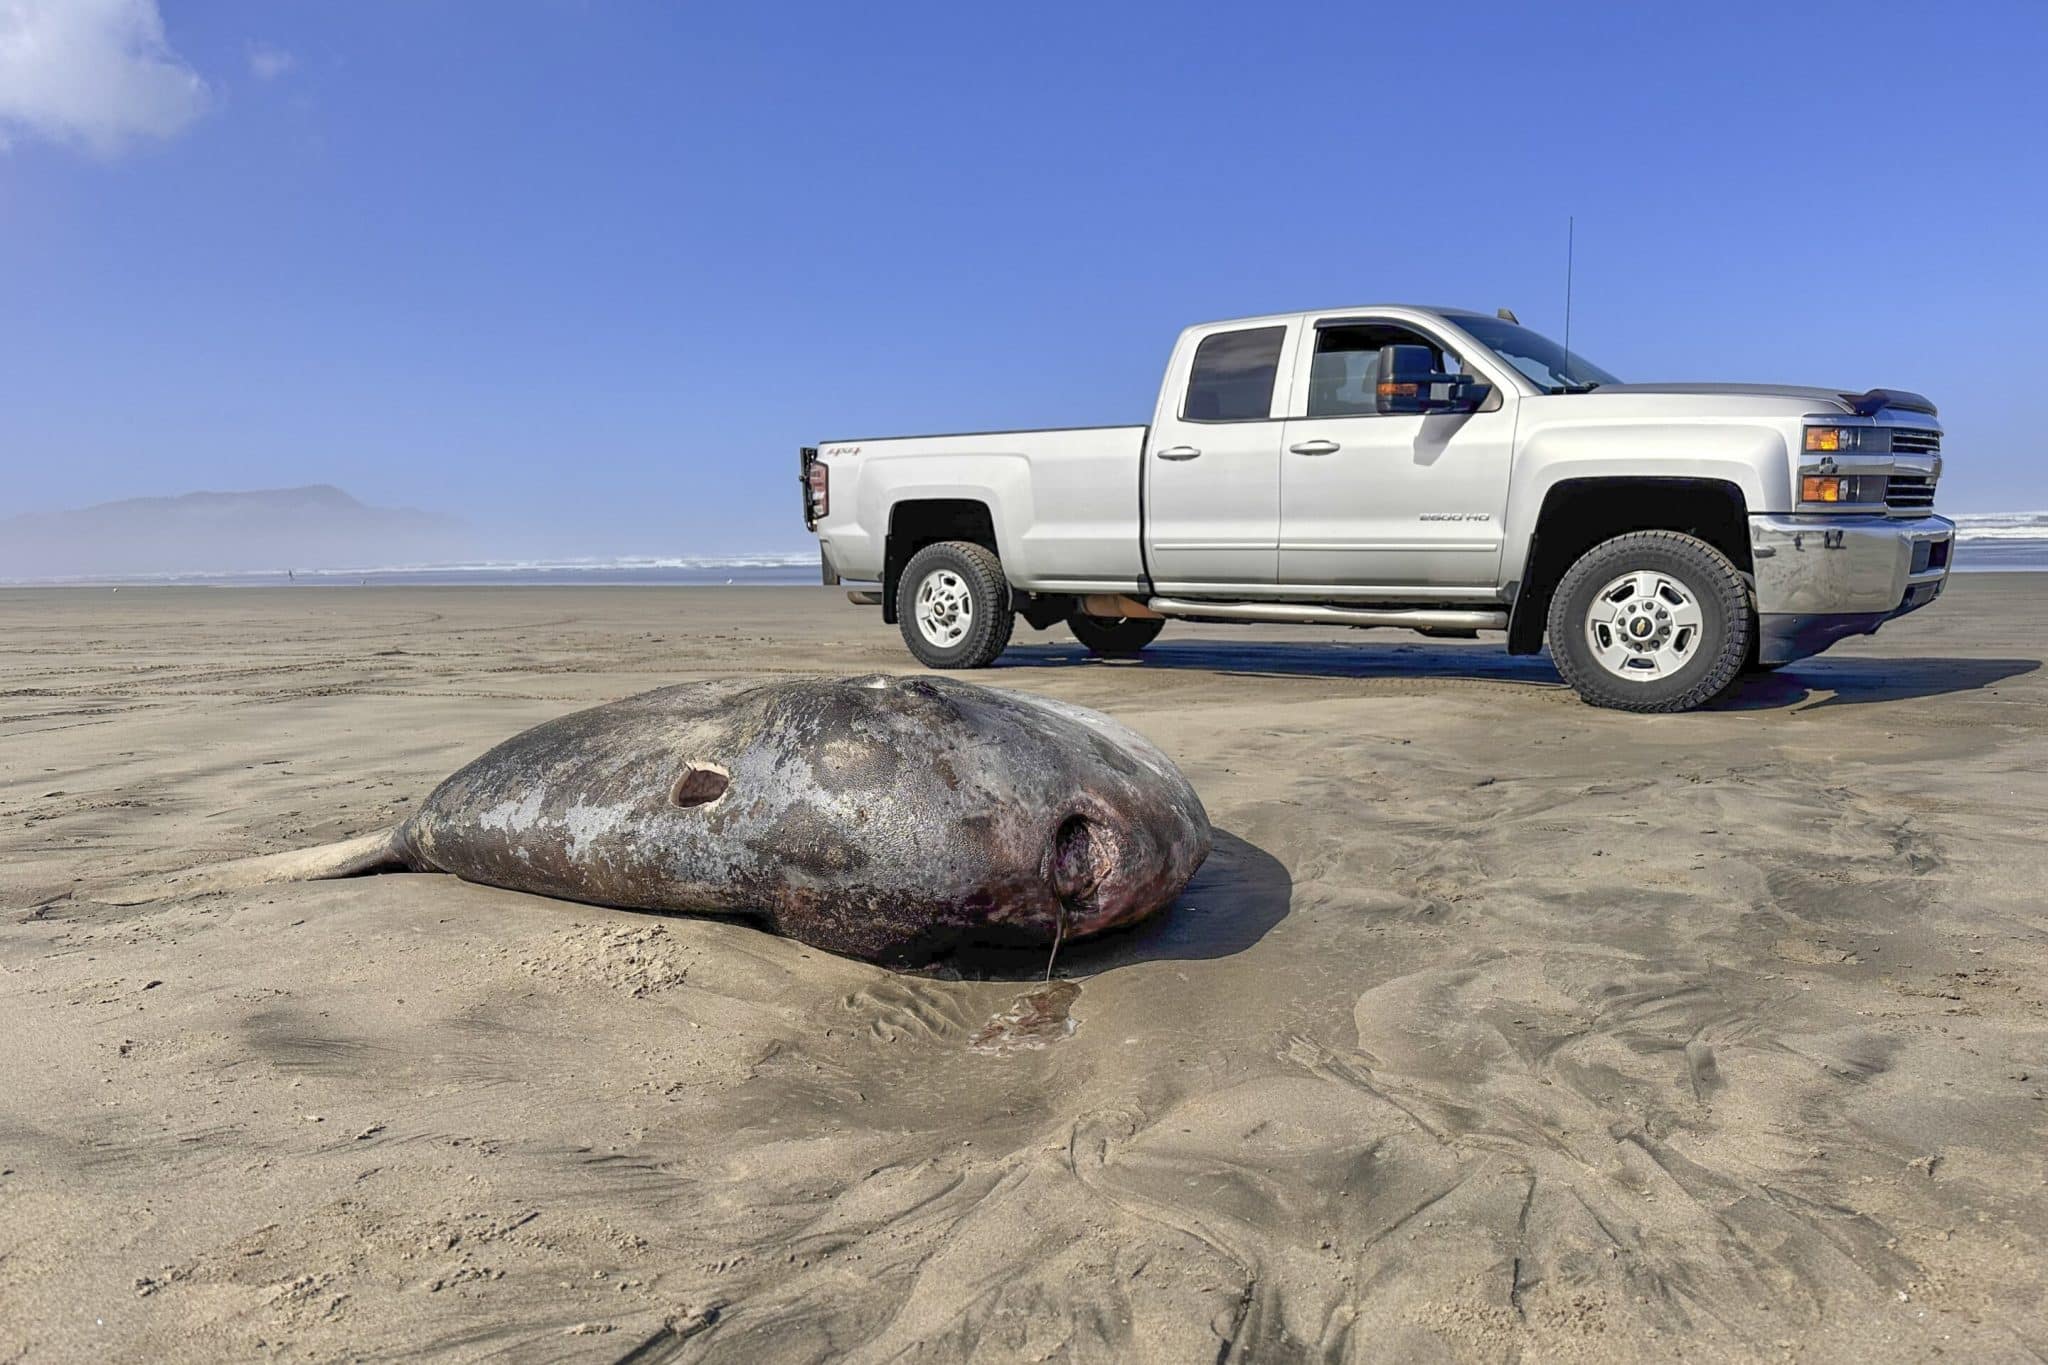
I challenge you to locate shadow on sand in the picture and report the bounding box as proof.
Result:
[1000,639,1558,687]
[999,640,2039,711]
[941,828,1290,982]
[1711,654,2041,710]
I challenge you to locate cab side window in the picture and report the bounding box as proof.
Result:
[1182,326,1286,422]
[1307,325,1459,417]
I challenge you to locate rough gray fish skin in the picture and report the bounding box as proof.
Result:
[383,674,1210,961]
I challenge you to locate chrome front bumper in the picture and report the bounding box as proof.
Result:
[1748,513,1954,664]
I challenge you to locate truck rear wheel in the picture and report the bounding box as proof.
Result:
[897,541,1014,669]
[1067,613,1164,657]
[1545,530,1752,713]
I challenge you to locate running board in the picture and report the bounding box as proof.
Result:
[1142,598,1508,631]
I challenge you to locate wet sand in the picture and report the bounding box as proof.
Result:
[2,577,2046,1361]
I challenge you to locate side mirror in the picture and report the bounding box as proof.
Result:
[1375,344,1490,415]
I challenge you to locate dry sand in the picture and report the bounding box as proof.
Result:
[2,579,2046,1362]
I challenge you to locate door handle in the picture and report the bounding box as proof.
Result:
[1155,445,1202,460]
[1289,439,1341,456]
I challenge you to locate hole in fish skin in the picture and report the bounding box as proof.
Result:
[670,764,730,809]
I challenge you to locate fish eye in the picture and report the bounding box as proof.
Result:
[670,764,730,809]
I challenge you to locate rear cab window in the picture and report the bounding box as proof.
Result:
[1182,326,1287,422]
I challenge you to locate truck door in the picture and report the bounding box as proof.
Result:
[1277,316,1517,594]
[1142,321,1295,592]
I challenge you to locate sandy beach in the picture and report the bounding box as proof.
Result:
[3,577,2046,1362]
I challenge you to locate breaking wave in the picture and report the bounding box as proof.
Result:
[1950,513,2048,570]
[1950,512,2048,541]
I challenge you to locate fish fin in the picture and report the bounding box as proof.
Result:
[107,828,409,904]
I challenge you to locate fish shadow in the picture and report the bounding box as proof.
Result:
[937,828,1290,982]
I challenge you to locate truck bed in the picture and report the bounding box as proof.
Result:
[812,425,1150,592]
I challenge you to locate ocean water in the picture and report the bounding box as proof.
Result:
[1949,512,2048,571]
[5,517,2046,586]
[0,553,827,588]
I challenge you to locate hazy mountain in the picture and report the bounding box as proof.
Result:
[0,485,471,581]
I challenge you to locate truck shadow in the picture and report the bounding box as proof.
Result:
[939,828,1289,982]
[999,641,2039,709]
[1000,639,1559,687]
[1712,655,2040,710]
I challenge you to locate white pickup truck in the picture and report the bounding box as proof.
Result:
[801,305,1953,712]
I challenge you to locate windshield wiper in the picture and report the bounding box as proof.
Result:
[1548,382,1602,394]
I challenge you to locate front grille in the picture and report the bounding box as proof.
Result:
[1885,473,1937,511]
[1891,428,1942,454]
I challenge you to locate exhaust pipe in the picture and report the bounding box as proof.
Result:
[1079,594,1163,619]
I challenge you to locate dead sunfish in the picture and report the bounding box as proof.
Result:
[135,675,1212,963]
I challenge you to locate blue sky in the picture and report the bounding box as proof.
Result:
[2,0,2043,557]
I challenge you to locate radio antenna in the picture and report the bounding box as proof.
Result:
[1562,215,1576,376]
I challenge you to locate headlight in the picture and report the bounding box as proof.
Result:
[1804,426,1892,453]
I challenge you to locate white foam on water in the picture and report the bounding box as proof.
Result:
[0,551,823,587]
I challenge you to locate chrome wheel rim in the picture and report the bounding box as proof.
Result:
[914,569,974,648]
[1585,570,1704,682]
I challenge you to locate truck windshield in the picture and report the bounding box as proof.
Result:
[1453,316,1620,393]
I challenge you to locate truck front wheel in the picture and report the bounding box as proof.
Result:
[896,541,1015,669]
[1067,613,1164,657]
[1545,531,1752,713]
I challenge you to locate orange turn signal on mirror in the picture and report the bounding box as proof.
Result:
[1802,475,1848,502]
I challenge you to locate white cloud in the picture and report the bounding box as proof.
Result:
[247,41,292,81]
[0,0,209,155]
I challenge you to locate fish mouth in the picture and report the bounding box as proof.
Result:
[1051,813,1106,906]
[1048,809,1142,937]
[1041,798,1213,941]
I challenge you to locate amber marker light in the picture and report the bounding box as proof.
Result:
[1802,475,1849,502]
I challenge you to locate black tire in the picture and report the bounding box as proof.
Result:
[896,541,1015,669]
[1067,613,1164,656]
[1545,531,1752,713]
